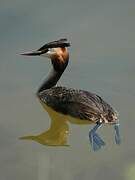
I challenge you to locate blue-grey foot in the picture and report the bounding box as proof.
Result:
[114,123,121,145]
[89,123,105,151]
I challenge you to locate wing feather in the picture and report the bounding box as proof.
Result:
[38,87,117,123]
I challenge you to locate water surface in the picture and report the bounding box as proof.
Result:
[0,0,135,180]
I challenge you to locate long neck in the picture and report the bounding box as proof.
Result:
[37,59,68,94]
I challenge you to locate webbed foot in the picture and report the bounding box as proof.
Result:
[114,123,121,145]
[89,123,105,151]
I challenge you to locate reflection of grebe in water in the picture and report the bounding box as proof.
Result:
[20,39,120,151]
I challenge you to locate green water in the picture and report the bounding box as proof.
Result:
[0,0,135,179]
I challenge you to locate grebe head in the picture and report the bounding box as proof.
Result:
[20,38,70,61]
[41,47,69,62]
[21,38,70,72]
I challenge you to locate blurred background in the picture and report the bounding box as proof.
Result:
[0,0,135,179]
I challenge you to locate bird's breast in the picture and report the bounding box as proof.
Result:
[39,99,93,125]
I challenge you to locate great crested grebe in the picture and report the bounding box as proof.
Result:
[20,38,120,151]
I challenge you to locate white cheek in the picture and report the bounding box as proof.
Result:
[40,50,53,58]
[40,53,50,58]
